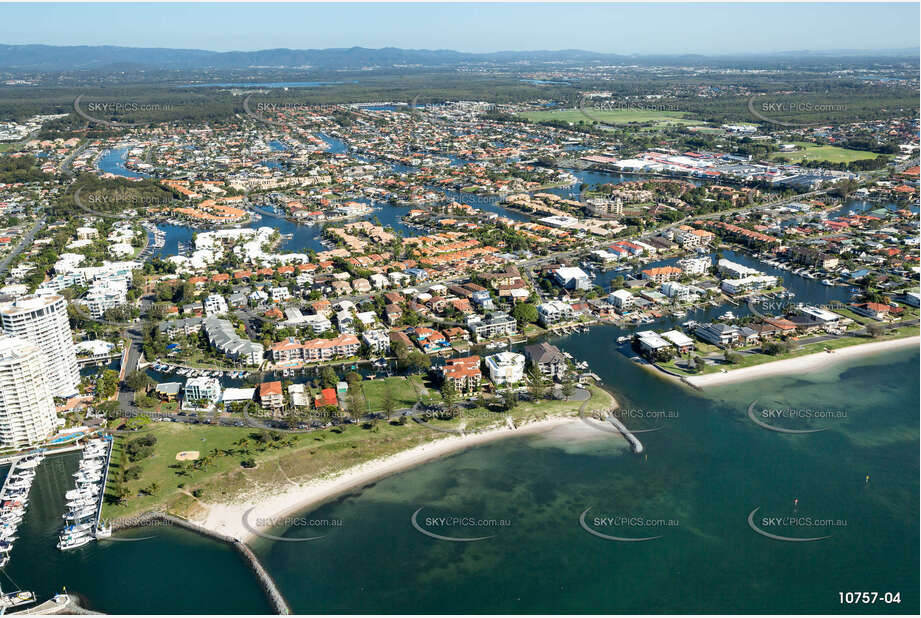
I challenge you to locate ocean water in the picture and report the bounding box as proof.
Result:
[6,324,917,613]
[255,345,919,614]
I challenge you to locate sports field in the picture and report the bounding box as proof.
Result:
[520,107,700,127]
[770,141,879,164]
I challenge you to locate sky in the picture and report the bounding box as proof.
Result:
[0,2,918,55]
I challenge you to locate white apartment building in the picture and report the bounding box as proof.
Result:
[84,280,128,319]
[484,352,526,386]
[362,329,391,355]
[184,376,222,406]
[0,336,58,447]
[717,259,759,278]
[204,294,229,317]
[0,295,79,398]
[677,257,711,275]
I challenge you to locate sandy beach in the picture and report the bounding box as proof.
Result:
[685,335,919,388]
[200,414,593,542]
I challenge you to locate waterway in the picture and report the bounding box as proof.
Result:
[96,147,149,179]
[252,343,918,614]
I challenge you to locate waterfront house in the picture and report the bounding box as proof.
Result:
[259,381,284,410]
[441,355,482,393]
[524,342,567,380]
[484,351,526,386]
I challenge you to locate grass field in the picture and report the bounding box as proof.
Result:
[520,108,700,127]
[770,142,879,164]
[101,384,613,521]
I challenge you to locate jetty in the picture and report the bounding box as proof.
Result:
[605,411,644,454]
[112,512,291,615]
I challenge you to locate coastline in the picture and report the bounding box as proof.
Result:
[685,335,919,388]
[200,413,593,543]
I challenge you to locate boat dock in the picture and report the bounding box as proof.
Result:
[605,412,644,454]
[56,437,114,551]
[0,451,44,568]
[91,437,114,538]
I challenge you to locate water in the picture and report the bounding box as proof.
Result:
[253,343,918,614]
[96,147,148,179]
[1,452,271,614]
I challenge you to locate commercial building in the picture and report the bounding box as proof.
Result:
[0,295,79,398]
[0,336,57,447]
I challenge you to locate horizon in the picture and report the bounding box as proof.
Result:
[0,2,918,56]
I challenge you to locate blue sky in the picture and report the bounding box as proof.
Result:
[1,3,917,55]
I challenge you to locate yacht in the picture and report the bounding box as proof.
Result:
[57,533,93,550]
[820,279,835,286]
[63,506,96,520]
[718,311,736,321]
[0,583,35,611]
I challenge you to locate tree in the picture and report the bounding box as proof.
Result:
[511,302,539,325]
[503,390,518,411]
[693,356,706,373]
[320,365,338,389]
[404,351,431,373]
[527,365,547,400]
[724,351,742,365]
[381,385,396,420]
[865,323,885,338]
[440,381,458,418]
[125,370,152,392]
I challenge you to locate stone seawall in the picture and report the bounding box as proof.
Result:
[111,512,291,614]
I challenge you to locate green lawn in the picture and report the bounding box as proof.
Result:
[101,384,614,521]
[770,142,879,164]
[520,108,700,127]
[359,375,439,412]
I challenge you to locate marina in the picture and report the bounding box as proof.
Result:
[0,452,44,569]
[56,438,113,551]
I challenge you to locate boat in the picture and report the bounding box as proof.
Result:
[0,583,36,610]
[57,533,93,550]
[821,279,835,286]
[63,507,96,520]
[718,311,736,321]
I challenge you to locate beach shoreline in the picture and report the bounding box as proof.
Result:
[685,335,919,388]
[199,401,615,543]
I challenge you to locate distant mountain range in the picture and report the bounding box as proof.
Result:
[0,44,917,72]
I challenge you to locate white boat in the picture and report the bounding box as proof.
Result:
[57,534,93,550]
[0,583,36,610]
[821,279,834,286]
[63,507,96,520]
[718,311,736,321]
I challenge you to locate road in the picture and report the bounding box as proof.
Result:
[0,217,46,277]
